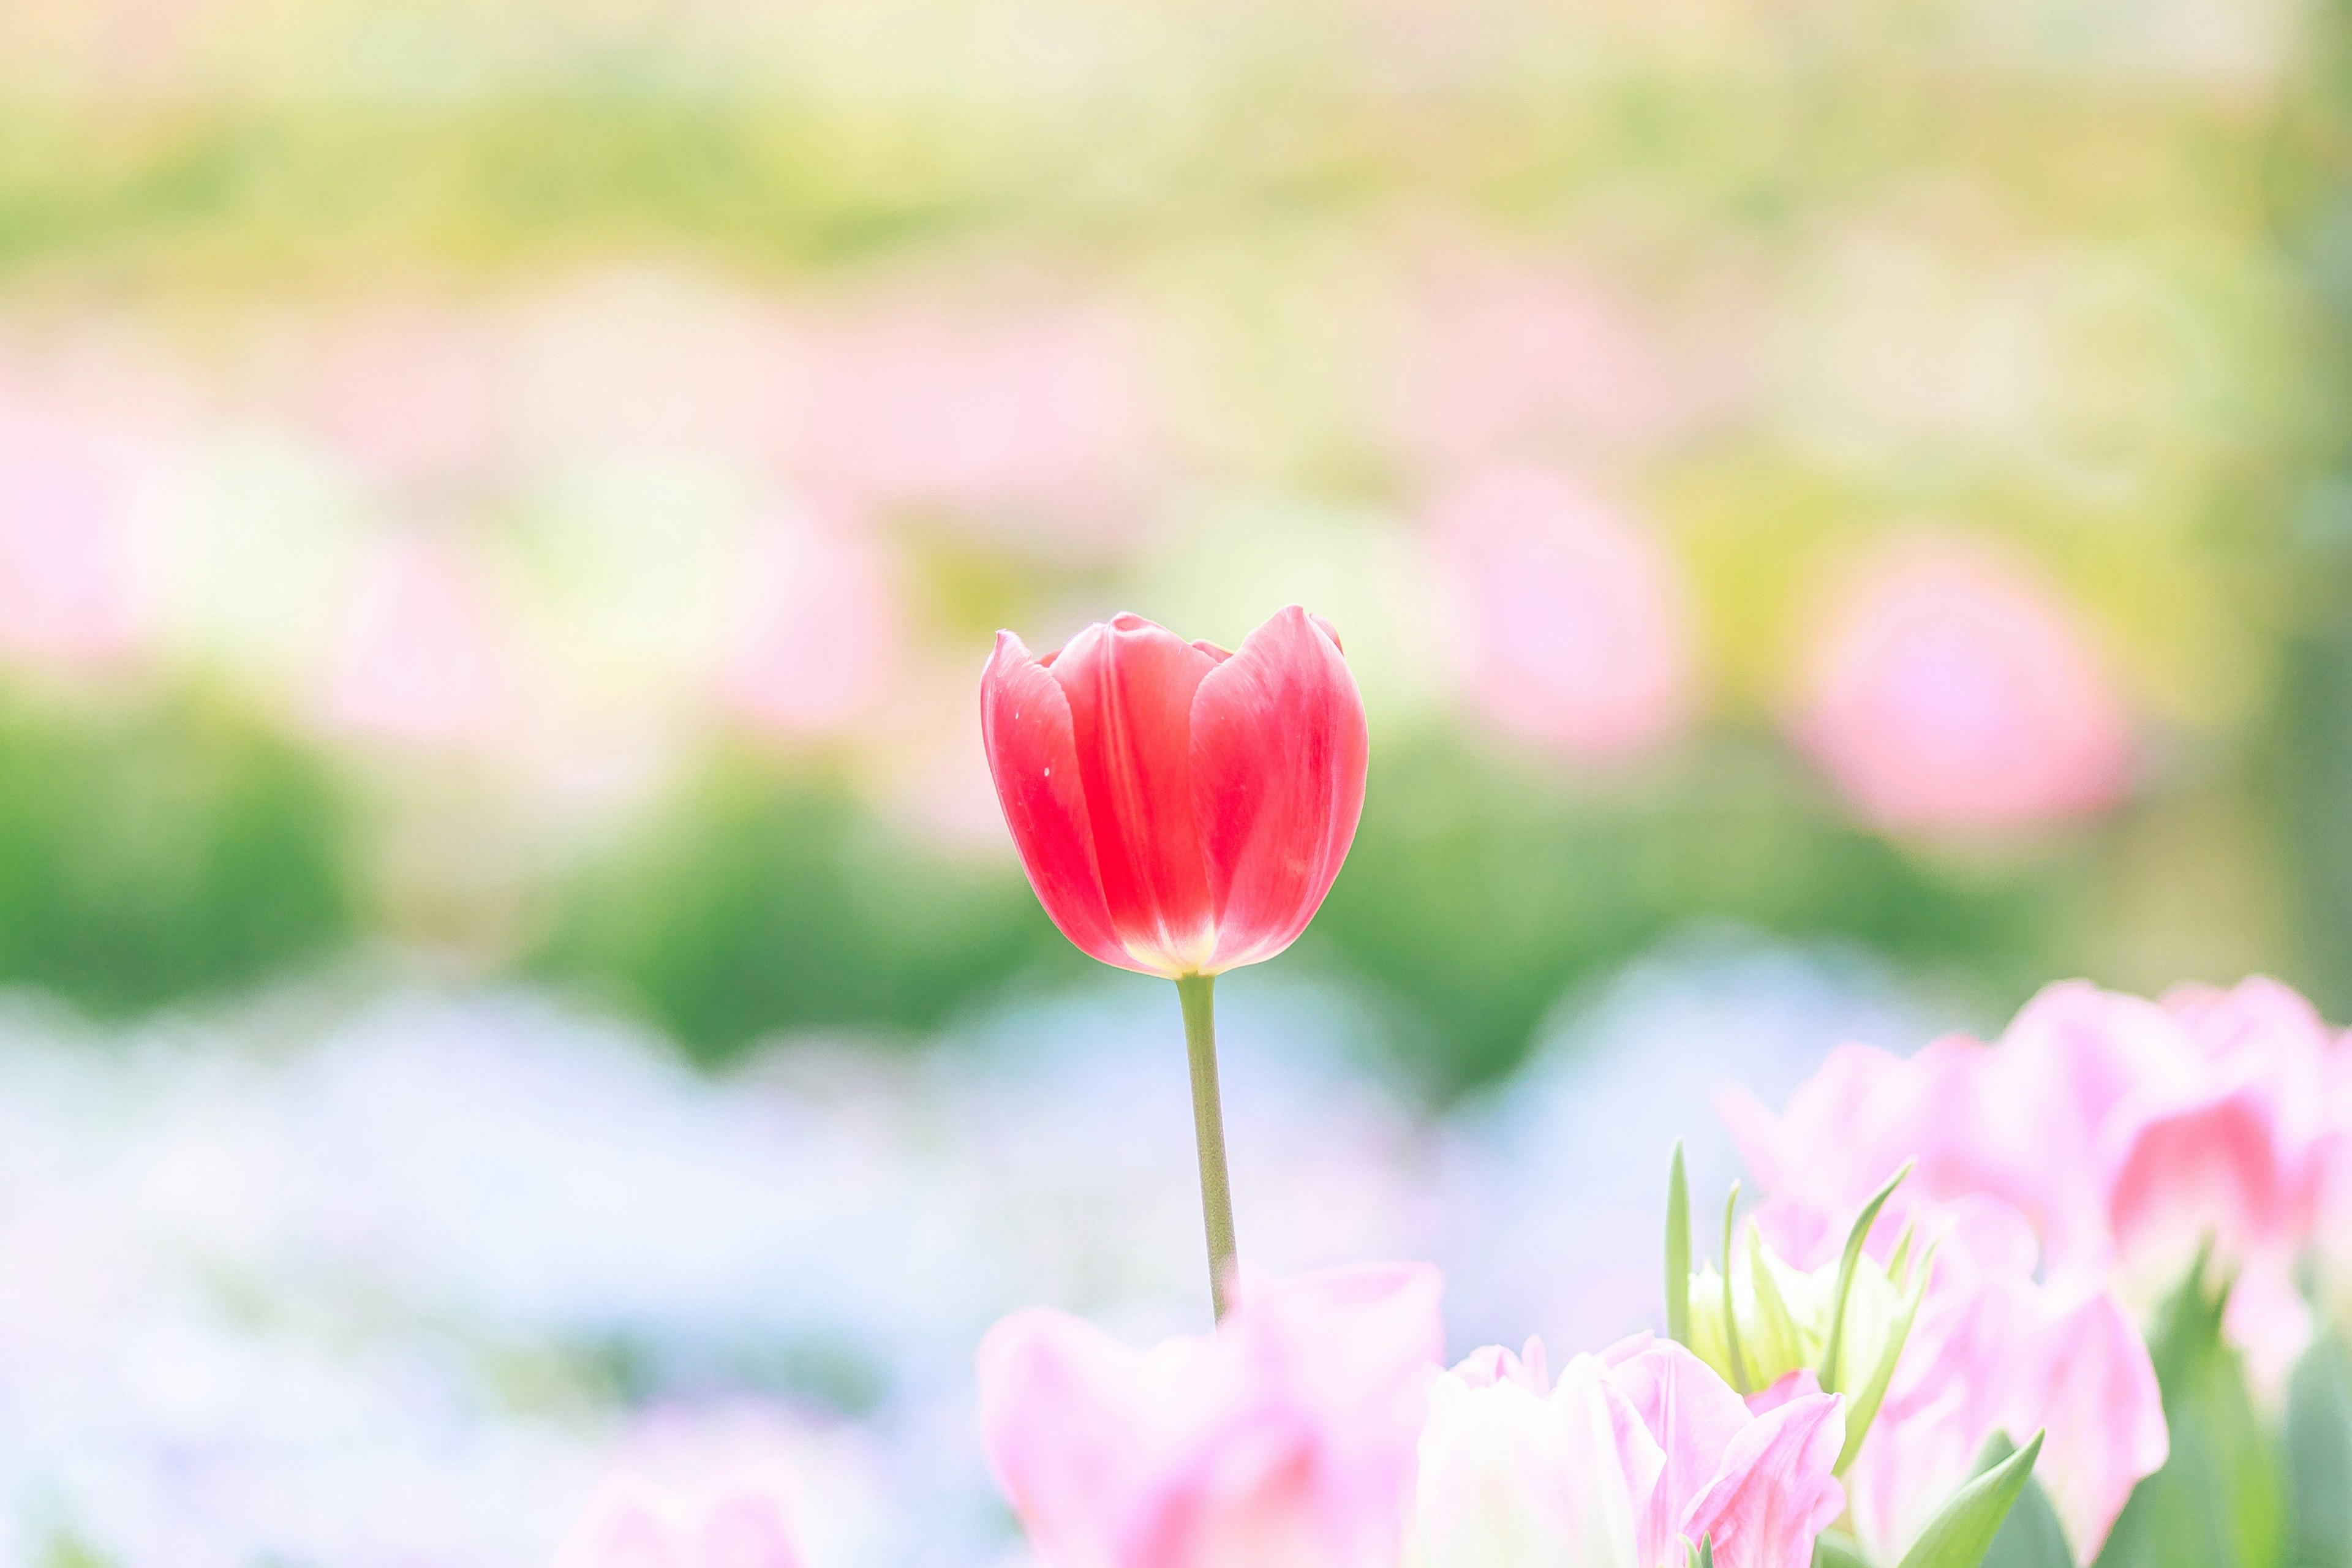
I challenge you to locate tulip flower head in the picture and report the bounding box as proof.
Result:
[1414,1333,1845,1568]
[980,605,1371,1316]
[981,606,1368,981]
[976,1264,1445,1568]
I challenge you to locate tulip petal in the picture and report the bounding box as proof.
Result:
[1602,1336,1757,1568]
[1189,606,1369,973]
[1678,1392,1845,1568]
[1050,614,1223,975]
[981,630,1138,972]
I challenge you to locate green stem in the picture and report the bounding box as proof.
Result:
[1177,972,1238,1321]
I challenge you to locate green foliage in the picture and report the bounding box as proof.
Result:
[2093,1272,2283,1568]
[1816,1532,1873,1568]
[1977,1431,2076,1568]
[535,754,1067,1065]
[0,692,355,1014]
[2286,1329,2352,1568]
[1898,1430,2046,1568]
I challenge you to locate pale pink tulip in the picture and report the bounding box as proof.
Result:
[1789,538,2132,834]
[1730,976,2342,1394]
[1844,1267,2165,1563]
[306,304,507,488]
[1426,466,1696,764]
[0,383,165,671]
[1416,1333,1842,1568]
[556,1471,807,1568]
[976,1265,1444,1568]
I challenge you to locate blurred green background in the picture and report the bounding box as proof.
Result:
[0,0,2342,1096]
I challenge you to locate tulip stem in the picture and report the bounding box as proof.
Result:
[1177,973,1238,1321]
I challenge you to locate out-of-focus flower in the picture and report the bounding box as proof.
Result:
[980,606,1367,978]
[556,1471,808,1568]
[1390,259,1724,466]
[1425,466,1695,764]
[0,377,173,673]
[318,532,532,751]
[720,510,900,739]
[976,1264,1443,1568]
[306,304,509,490]
[1684,1214,1918,1411]
[1726,974,2342,1386]
[797,305,1148,546]
[1788,538,2132,834]
[1415,1332,1843,1568]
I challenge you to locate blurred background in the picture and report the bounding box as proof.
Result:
[0,0,2346,1561]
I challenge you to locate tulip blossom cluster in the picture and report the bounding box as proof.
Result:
[975,1267,1852,1568]
[1725,975,2352,1388]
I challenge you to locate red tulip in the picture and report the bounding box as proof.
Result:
[980,605,1368,980]
[980,605,1370,1319]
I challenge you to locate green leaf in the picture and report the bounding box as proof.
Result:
[1836,1244,1934,1476]
[1667,1139,1692,1346]
[2092,1264,2282,1568]
[1895,1428,2045,1568]
[1821,1159,1913,1392]
[1721,1182,1752,1393]
[1689,1534,1717,1568]
[2285,1328,2352,1568]
[1814,1531,1873,1568]
[1973,1431,2076,1568]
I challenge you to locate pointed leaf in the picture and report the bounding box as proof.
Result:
[1895,1429,2045,1568]
[1821,1159,1912,1392]
[1836,1245,1935,1476]
[1974,1431,2076,1568]
[1815,1531,1872,1568]
[2286,1330,2352,1568]
[1721,1183,1752,1393]
[1667,1140,1692,1346]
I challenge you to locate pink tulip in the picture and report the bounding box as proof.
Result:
[1789,538,2132,834]
[1844,1268,2165,1563]
[0,382,165,671]
[556,1471,807,1568]
[981,607,1368,981]
[976,1265,1445,1568]
[1730,976,2343,1406]
[1425,466,1695,764]
[719,512,899,738]
[1415,1333,1842,1568]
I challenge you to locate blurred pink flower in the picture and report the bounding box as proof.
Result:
[1415,1332,1842,1568]
[1392,262,1721,466]
[976,1264,1444,1568]
[1789,540,2132,834]
[1727,975,2348,1388]
[306,304,508,489]
[556,1471,807,1568]
[718,511,900,738]
[319,532,530,750]
[795,306,1148,537]
[1426,466,1695,763]
[0,381,167,671]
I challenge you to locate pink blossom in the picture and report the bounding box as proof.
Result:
[556,1471,807,1568]
[0,379,169,671]
[794,304,1148,541]
[1728,975,2346,1389]
[717,510,899,738]
[1415,1333,1842,1568]
[305,304,508,489]
[1789,538,2132,834]
[1389,260,1720,465]
[976,1264,1444,1568]
[1842,1234,2165,1562]
[1425,466,1696,764]
[317,531,530,750]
